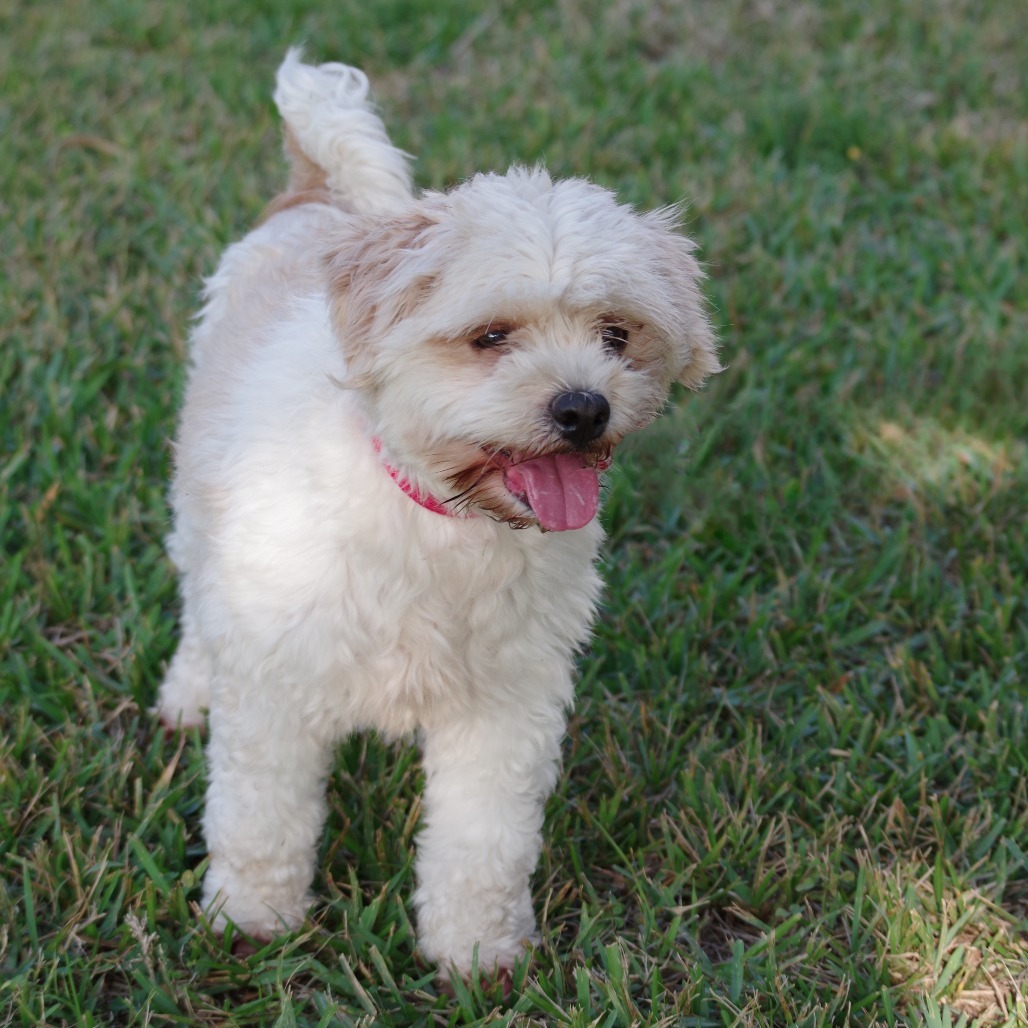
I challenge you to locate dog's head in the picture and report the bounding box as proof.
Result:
[328,167,719,531]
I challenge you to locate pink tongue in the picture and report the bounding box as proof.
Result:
[505,453,600,531]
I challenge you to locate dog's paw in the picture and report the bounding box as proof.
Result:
[437,963,516,1002]
[156,627,213,731]
[155,707,206,739]
[229,933,271,960]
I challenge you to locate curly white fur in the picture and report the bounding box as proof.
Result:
[273,46,412,214]
[157,51,718,978]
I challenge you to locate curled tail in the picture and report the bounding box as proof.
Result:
[272,47,413,215]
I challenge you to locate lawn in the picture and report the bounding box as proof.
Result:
[1,0,1026,1025]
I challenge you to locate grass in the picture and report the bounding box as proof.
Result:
[1,0,1026,1024]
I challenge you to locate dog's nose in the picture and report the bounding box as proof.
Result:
[549,390,610,447]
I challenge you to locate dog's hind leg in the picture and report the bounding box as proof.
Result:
[156,597,212,731]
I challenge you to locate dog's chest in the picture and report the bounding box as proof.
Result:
[321,518,602,733]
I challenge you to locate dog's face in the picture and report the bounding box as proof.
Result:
[329,168,719,531]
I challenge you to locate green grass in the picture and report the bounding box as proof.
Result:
[2,0,1026,1024]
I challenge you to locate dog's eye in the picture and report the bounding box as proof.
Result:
[473,328,509,350]
[601,324,629,355]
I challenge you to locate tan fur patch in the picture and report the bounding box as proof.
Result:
[326,212,438,376]
[257,127,336,223]
[283,125,328,193]
[260,187,335,223]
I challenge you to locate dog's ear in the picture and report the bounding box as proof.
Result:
[640,209,721,390]
[327,211,439,381]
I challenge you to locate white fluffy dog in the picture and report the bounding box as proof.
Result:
[157,49,719,982]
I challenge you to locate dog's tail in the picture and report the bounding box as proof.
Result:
[272,47,413,215]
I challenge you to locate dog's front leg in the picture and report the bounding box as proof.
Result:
[413,698,566,979]
[200,677,334,943]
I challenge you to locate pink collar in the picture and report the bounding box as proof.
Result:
[372,437,458,518]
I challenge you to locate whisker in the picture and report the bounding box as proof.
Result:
[443,466,492,506]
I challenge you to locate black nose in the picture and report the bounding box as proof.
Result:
[549,390,610,447]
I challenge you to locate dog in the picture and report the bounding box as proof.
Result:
[157,48,719,984]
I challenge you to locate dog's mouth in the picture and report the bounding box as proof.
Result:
[487,447,611,532]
